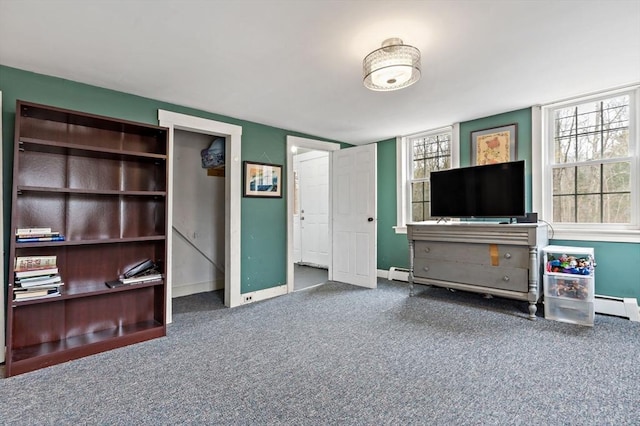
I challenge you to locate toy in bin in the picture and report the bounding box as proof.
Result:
[547,277,590,299]
[546,253,595,275]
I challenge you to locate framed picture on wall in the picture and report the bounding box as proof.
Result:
[243,161,283,198]
[470,123,517,165]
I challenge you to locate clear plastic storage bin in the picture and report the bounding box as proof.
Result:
[543,245,595,326]
[545,296,595,326]
[544,274,594,301]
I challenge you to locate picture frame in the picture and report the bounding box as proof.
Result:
[470,123,518,165]
[243,161,283,198]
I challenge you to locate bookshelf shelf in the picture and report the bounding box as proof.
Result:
[6,100,168,377]
[17,186,167,197]
[12,279,165,307]
[9,320,165,377]
[19,137,167,161]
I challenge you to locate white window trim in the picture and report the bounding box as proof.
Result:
[395,124,459,234]
[534,85,640,243]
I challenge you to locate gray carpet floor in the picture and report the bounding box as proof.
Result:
[294,263,328,291]
[0,279,638,425]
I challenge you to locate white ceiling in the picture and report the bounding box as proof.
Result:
[1,0,639,145]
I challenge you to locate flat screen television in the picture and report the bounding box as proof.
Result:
[430,160,525,219]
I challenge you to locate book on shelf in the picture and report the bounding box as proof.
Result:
[15,267,59,279]
[106,273,163,288]
[15,227,52,235]
[15,274,62,288]
[13,287,61,301]
[15,255,57,271]
[16,235,65,243]
[16,282,63,291]
[120,273,163,285]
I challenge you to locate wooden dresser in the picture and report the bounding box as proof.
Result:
[407,223,548,319]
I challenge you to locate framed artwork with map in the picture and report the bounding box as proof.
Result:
[470,123,517,165]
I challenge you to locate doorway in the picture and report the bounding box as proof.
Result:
[286,136,340,293]
[292,149,330,291]
[158,110,242,322]
[171,130,225,298]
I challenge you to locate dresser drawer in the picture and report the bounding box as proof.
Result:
[413,258,529,292]
[414,241,529,269]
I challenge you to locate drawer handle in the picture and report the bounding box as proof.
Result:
[423,266,429,272]
[424,247,430,253]
[504,253,512,259]
[503,276,510,281]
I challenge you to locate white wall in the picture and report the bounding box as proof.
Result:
[171,129,225,297]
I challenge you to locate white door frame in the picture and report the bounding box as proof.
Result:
[286,136,340,293]
[159,110,243,322]
[0,90,5,363]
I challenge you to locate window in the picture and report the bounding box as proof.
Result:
[539,86,639,241]
[396,125,458,232]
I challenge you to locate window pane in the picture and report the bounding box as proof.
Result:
[412,202,424,222]
[413,159,425,179]
[576,133,600,162]
[412,182,424,202]
[603,193,631,223]
[576,165,600,194]
[424,181,430,203]
[413,141,425,160]
[554,136,576,164]
[553,167,575,195]
[602,95,629,128]
[576,194,601,223]
[603,161,630,192]
[553,195,575,222]
[603,128,629,158]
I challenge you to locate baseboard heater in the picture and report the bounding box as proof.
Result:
[594,295,640,322]
[387,267,639,322]
[388,267,409,282]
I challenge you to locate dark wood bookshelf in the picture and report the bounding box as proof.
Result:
[5,100,169,377]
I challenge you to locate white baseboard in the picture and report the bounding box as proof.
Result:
[594,295,640,322]
[241,284,288,305]
[172,279,224,298]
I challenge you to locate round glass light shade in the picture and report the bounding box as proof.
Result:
[363,38,421,91]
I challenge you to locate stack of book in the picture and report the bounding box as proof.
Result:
[15,227,65,243]
[14,255,63,301]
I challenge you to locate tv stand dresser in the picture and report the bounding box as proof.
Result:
[407,223,549,319]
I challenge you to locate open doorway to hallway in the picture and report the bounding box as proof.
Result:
[286,136,340,293]
[171,129,226,300]
[292,148,329,291]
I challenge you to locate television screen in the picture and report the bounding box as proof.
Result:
[430,160,525,218]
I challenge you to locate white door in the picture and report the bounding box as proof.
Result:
[331,144,377,288]
[299,151,329,267]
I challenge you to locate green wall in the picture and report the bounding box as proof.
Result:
[375,108,640,301]
[0,65,340,294]
[376,138,410,270]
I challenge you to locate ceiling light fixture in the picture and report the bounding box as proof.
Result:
[363,38,421,91]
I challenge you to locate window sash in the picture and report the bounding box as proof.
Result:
[541,86,639,234]
[407,130,452,223]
